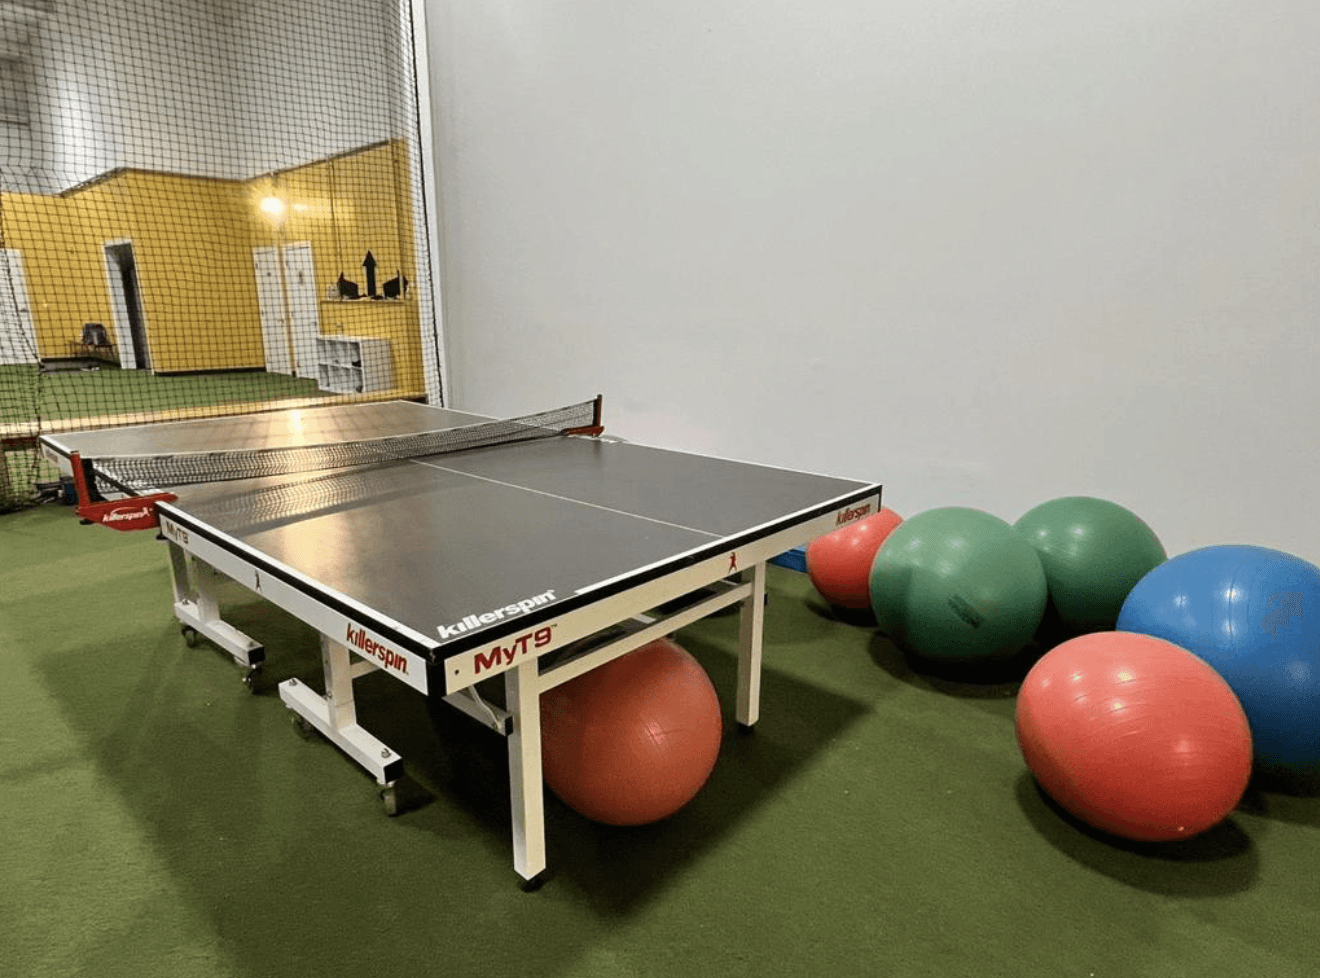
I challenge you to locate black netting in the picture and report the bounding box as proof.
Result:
[88,399,601,493]
[1,0,443,512]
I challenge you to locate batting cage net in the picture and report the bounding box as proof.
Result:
[0,0,443,511]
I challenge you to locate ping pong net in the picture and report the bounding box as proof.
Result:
[71,396,604,531]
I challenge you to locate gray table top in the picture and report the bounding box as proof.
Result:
[44,400,881,659]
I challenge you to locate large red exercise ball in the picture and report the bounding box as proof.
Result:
[1117,545,1320,778]
[540,637,723,826]
[806,507,904,609]
[1014,496,1166,632]
[869,507,1047,662]
[1016,631,1252,842]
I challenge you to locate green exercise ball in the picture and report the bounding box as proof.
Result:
[1014,496,1165,632]
[869,507,1048,662]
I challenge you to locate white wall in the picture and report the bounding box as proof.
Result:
[13,0,244,190]
[218,0,407,177]
[6,0,407,193]
[425,0,1320,563]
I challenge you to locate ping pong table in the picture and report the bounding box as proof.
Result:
[39,397,882,885]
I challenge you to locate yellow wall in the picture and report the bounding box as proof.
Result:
[1,139,424,394]
[255,141,425,393]
[114,171,264,372]
[2,190,118,357]
[1,172,259,371]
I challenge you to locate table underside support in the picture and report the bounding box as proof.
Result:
[164,547,773,883]
[279,637,406,809]
[166,542,264,677]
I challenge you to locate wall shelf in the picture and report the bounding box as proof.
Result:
[315,334,392,394]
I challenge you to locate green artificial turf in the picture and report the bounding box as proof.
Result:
[0,363,321,424]
[3,504,1319,978]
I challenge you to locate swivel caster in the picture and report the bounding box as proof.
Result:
[242,664,262,693]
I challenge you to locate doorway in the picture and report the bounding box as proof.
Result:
[0,248,37,365]
[102,241,149,370]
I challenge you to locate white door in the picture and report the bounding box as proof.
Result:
[282,242,320,379]
[0,249,38,365]
[253,242,320,378]
[253,245,291,375]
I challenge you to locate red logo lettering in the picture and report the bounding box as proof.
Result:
[836,504,873,526]
[345,624,408,674]
[472,625,556,675]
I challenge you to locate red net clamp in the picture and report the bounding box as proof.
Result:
[70,453,176,532]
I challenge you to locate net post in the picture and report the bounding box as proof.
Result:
[69,453,100,509]
[564,395,604,438]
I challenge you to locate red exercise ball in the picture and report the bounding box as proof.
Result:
[1016,632,1252,842]
[540,637,723,826]
[806,508,903,609]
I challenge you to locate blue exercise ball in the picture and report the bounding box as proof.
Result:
[1117,545,1320,778]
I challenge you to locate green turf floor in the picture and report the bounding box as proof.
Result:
[0,363,321,424]
[3,504,1319,978]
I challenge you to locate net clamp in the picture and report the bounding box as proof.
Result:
[76,494,177,531]
[70,452,176,532]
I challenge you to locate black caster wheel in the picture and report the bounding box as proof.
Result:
[182,625,200,648]
[242,665,262,693]
[381,783,399,817]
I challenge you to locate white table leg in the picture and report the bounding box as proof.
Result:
[167,541,264,677]
[279,636,404,810]
[736,561,768,728]
[322,635,357,729]
[505,659,547,885]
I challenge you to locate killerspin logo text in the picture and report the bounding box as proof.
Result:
[836,503,873,526]
[436,589,556,640]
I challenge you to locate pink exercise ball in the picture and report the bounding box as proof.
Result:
[541,638,723,826]
[806,508,904,609]
[1016,631,1252,842]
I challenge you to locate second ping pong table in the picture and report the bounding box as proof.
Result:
[40,397,882,885]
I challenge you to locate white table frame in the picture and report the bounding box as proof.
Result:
[155,498,875,885]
